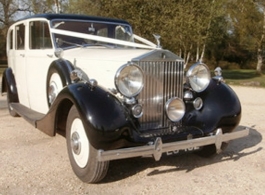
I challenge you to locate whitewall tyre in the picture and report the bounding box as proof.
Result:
[66,106,109,183]
[47,71,63,106]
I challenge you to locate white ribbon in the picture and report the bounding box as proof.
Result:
[50,28,157,49]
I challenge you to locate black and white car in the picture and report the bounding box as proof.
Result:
[1,14,249,183]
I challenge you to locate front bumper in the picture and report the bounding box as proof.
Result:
[97,128,249,162]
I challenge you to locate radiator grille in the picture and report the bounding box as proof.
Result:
[137,60,184,131]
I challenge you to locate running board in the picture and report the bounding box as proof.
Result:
[10,103,45,127]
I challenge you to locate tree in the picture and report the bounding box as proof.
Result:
[27,0,54,14]
[66,0,227,66]
[0,0,22,30]
[0,0,69,55]
[227,0,264,73]
[0,0,23,61]
[23,0,69,14]
[255,0,265,74]
[1,0,264,71]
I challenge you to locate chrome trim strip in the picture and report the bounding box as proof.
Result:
[97,128,249,162]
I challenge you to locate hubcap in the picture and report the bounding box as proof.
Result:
[70,118,89,168]
[48,73,63,105]
[71,132,81,155]
[48,83,58,104]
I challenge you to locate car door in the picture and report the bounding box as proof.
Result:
[25,20,56,114]
[13,22,30,108]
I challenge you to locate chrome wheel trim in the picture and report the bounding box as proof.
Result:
[70,118,89,168]
[48,73,63,104]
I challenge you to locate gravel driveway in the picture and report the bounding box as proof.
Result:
[0,84,264,195]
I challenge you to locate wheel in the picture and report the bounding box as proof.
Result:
[47,68,64,107]
[195,142,228,158]
[66,106,109,183]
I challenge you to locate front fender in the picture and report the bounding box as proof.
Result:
[37,82,134,150]
[183,79,241,134]
[64,83,135,150]
[47,59,75,85]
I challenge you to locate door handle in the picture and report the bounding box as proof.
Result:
[47,54,53,58]
[20,54,25,57]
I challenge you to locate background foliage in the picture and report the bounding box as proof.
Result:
[1,0,265,72]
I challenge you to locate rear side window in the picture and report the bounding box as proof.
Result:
[8,30,13,50]
[15,24,25,50]
[30,21,52,49]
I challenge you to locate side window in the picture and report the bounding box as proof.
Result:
[15,24,25,50]
[30,21,52,49]
[8,30,13,50]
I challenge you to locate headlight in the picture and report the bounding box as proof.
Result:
[186,63,210,92]
[115,63,144,98]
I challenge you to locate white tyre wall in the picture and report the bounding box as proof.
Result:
[48,72,63,105]
[66,106,109,183]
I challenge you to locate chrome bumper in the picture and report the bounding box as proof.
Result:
[97,128,249,162]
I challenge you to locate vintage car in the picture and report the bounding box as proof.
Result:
[1,14,249,183]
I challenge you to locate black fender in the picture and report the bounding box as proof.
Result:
[46,59,75,106]
[47,59,75,86]
[183,79,241,134]
[1,68,19,103]
[36,82,135,150]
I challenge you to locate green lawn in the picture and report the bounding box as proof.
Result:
[221,69,265,88]
[1,67,264,88]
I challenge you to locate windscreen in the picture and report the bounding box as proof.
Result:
[51,19,133,49]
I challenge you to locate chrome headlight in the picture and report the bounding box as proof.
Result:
[186,63,210,92]
[115,63,144,98]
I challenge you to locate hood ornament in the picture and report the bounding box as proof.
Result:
[153,34,161,48]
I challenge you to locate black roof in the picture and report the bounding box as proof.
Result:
[18,13,131,25]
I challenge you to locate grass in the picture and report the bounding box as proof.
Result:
[221,69,265,88]
[0,67,264,88]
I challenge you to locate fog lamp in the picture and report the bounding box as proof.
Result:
[165,97,185,122]
[193,97,203,110]
[132,104,143,118]
[184,90,193,100]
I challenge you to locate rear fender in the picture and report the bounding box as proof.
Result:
[1,68,19,103]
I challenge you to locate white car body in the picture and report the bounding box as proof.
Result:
[6,15,155,113]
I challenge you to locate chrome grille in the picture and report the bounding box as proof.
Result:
[137,60,184,131]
